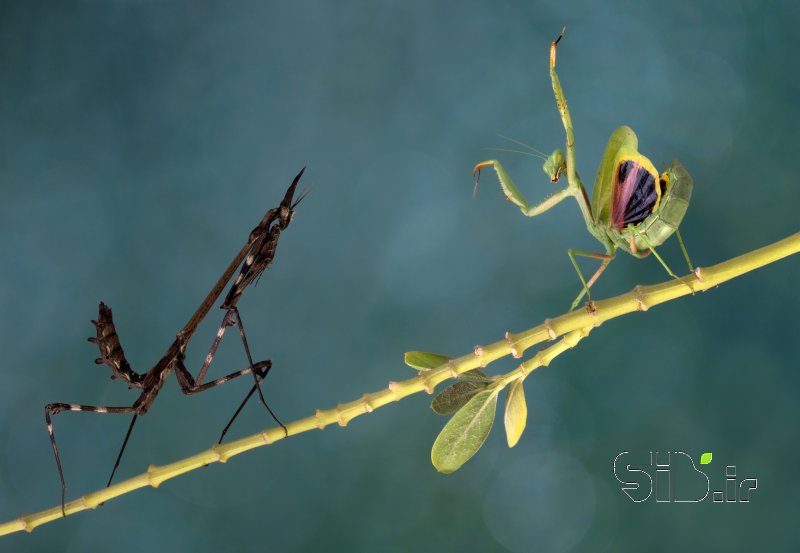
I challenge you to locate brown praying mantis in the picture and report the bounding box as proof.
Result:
[45,169,306,516]
[473,30,694,311]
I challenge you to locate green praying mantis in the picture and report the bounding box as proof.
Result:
[473,30,694,311]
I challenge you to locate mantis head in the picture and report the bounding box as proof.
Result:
[542,149,566,182]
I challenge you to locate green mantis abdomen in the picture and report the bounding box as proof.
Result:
[634,161,692,248]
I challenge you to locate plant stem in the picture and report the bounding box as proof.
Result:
[1,231,797,536]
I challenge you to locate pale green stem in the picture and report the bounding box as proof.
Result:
[0,231,797,536]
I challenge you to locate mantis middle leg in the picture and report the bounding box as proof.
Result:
[567,249,616,311]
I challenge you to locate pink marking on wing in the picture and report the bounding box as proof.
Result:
[611,160,642,229]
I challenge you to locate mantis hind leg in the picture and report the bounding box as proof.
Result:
[473,159,572,217]
[629,226,695,293]
[567,249,615,311]
[675,229,694,271]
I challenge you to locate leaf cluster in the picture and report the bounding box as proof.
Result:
[404,351,528,473]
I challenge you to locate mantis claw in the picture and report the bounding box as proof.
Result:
[472,161,491,198]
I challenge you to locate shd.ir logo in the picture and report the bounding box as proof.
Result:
[613,451,757,503]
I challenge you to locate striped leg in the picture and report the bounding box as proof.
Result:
[216,361,275,444]
[192,309,237,387]
[181,306,286,439]
[44,403,138,516]
[174,358,282,442]
[227,307,286,435]
[176,359,272,394]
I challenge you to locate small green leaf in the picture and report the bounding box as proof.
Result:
[431,380,488,415]
[458,368,491,383]
[503,379,527,448]
[431,389,498,473]
[404,351,452,371]
[700,452,713,465]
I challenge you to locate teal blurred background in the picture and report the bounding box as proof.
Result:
[1,1,799,551]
